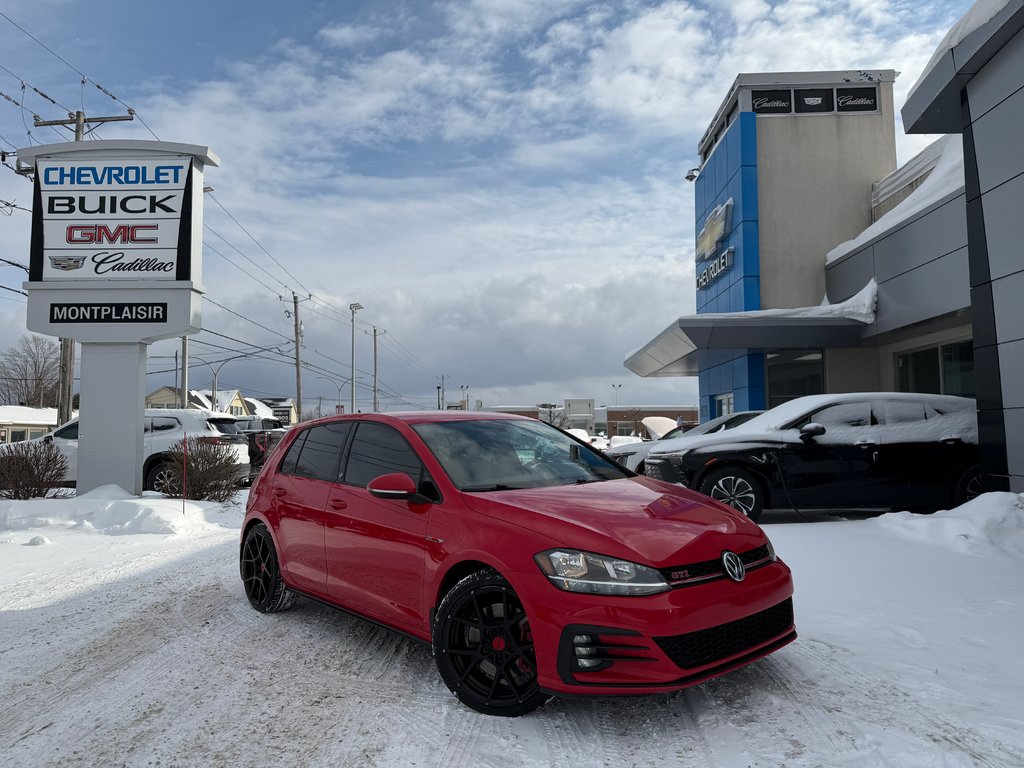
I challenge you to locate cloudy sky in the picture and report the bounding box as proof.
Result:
[0,0,971,414]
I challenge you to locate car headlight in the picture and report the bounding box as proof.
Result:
[764,534,777,561]
[534,549,670,596]
[655,449,693,460]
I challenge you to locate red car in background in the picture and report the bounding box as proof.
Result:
[241,411,795,716]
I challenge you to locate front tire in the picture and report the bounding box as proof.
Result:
[432,570,549,717]
[145,461,180,494]
[240,523,296,613]
[699,466,766,521]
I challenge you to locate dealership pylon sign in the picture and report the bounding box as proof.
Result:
[21,140,218,342]
[18,140,218,494]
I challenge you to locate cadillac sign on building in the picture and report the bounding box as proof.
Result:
[21,140,218,343]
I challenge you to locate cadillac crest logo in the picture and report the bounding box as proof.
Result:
[722,550,745,582]
[49,254,86,271]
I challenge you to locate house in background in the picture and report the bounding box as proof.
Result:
[143,387,299,424]
[0,406,74,443]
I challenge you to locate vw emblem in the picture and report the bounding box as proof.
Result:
[722,551,745,582]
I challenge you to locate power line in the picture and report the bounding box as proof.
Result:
[0,12,159,141]
[207,193,310,295]
[201,296,293,344]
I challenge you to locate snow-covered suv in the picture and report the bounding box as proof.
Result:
[41,409,250,492]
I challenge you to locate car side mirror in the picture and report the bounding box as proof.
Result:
[800,423,826,442]
[367,473,430,504]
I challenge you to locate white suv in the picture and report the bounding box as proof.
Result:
[42,408,250,492]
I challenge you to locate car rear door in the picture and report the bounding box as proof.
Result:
[268,423,351,597]
[875,399,977,509]
[324,421,433,631]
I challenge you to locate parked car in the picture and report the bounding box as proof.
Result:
[606,411,764,472]
[234,416,289,474]
[241,411,795,716]
[644,393,981,521]
[40,408,250,492]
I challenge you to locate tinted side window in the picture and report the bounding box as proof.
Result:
[343,423,423,487]
[54,422,79,440]
[809,402,874,428]
[292,423,352,481]
[151,417,179,432]
[883,400,927,425]
[279,431,308,475]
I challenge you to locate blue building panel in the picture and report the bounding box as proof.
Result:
[696,111,766,415]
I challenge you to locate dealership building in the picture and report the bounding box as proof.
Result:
[626,2,1024,492]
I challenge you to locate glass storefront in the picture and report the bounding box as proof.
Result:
[896,340,974,398]
[766,350,825,409]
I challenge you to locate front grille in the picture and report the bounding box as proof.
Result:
[654,598,794,670]
[660,544,772,587]
[644,458,680,483]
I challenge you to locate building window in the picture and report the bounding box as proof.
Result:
[616,421,633,436]
[897,340,974,398]
[766,350,824,409]
[715,393,734,416]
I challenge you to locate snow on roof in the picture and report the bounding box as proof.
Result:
[243,398,275,418]
[690,279,877,325]
[0,406,65,427]
[907,0,1015,104]
[826,135,964,265]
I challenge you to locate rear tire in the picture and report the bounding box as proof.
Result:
[699,466,765,521]
[240,523,296,613]
[432,570,549,717]
[954,465,983,506]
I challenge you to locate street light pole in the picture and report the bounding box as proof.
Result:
[612,384,622,405]
[317,376,349,415]
[349,302,363,413]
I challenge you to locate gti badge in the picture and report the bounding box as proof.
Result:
[722,550,745,582]
[49,254,86,271]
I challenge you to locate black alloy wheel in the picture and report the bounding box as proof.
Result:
[700,466,765,521]
[240,523,296,613]
[954,465,984,506]
[433,570,549,717]
[145,462,181,494]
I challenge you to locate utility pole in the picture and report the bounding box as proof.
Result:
[366,326,385,412]
[34,110,134,425]
[180,336,189,407]
[293,292,303,420]
[349,302,363,412]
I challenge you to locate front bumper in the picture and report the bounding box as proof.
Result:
[517,559,795,696]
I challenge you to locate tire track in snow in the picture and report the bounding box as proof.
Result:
[777,640,1023,767]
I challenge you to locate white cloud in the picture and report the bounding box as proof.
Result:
[317,24,385,49]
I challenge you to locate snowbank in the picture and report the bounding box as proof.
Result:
[873,492,1024,557]
[0,484,242,538]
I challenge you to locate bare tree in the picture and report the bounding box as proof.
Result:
[0,334,60,407]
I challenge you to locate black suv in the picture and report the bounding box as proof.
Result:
[644,393,981,520]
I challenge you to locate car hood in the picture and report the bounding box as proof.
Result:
[461,476,767,567]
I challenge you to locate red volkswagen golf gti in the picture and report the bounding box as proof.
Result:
[241,411,795,716]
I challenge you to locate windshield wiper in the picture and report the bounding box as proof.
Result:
[461,483,523,492]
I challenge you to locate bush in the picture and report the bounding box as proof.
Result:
[0,441,69,499]
[163,436,242,503]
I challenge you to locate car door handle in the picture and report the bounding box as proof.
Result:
[854,440,877,447]
[328,499,348,510]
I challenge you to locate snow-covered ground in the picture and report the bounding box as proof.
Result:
[2,487,1023,768]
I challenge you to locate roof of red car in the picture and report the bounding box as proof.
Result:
[304,410,530,426]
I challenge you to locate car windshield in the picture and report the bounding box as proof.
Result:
[413,419,630,491]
